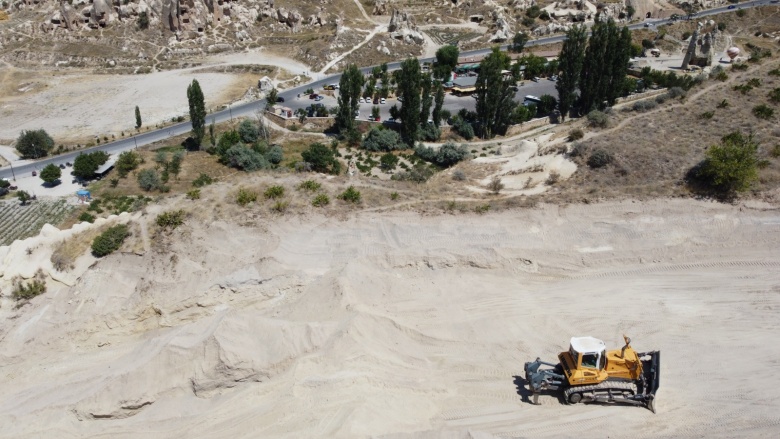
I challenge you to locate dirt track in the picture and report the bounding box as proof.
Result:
[0,198,779,438]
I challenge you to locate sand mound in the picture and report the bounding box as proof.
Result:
[0,198,779,438]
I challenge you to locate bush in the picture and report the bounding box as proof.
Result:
[391,163,435,183]
[312,194,330,207]
[587,149,613,168]
[452,169,466,181]
[137,168,162,191]
[768,88,780,104]
[695,132,759,193]
[223,145,269,171]
[271,200,289,213]
[265,144,284,165]
[753,104,775,120]
[699,111,714,120]
[420,124,441,141]
[415,142,470,167]
[13,278,47,301]
[264,185,285,199]
[186,189,201,200]
[338,186,362,203]
[301,142,341,174]
[380,153,399,171]
[15,129,54,159]
[568,129,584,141]
[156,210,186,230]
[116,151,140,177]
[236,187,258,206]
[192,173,213,187]
[633,100,657,112]
[91,224,130,257]
[667,87,686,99]
[362,127,404,152]
[488,176,504,194]
[298,180,322,192]
[238,119,259,143]
[586,110,609,128]
[717,99,730,109]
[452,118,475,140]
[79,212,96,223]
[390,192,399,200]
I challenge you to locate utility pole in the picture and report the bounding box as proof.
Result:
[133,136,138,149]
[229,104,233,121]
[9,161,16,181]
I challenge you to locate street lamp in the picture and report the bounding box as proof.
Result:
[9,160,16,181]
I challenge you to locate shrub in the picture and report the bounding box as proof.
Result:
[236,187,258,206]
[91,224,130,257]
[570,142,589,158]
[186,189,201,200]
[633,100,657,112]
[192,173,213,187]
[568,129,584,141]
[695,131,759,193]
[380,153,399,171]
[452,117,475,140]
[667,87,686,99]
[238,119,259,143]
[156,210,186,230]
[736,9,745,17]
[452,169,466,181]
[768,88,780,104]
[338,186,362,203]
[301,142,341,174]
[699,111,714,119]
[265,144,284,165]
[586,110,608,128]
[587,149,613,168]
[79,212,96,223]
[109,178,119,188]
[298,180,322,192]
[415,142,469,167]
[717,99,730,109]
[770,145,780,158]
[753,104,774,120]
[391,163,435,183]
[390,192,399,200]
[312,194,330,207]
[264,185,285,199]
[769,68,780,77]
[13,278,47,301]
[362,127,404,152]
[223,145,269,171]
[137,168,162,191]
[732,63,749,71]
[475,204,490,214]
[488,176,504,194]
[271,200,289,213]
[546,170,561,185]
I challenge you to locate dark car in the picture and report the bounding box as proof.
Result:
[59,164,66,169]
[727,5,736,8]
[32,170,37,176]
[66,162,72,167]
[276,96,285,103]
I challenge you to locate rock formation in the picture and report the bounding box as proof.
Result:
[372,0,390,15]
[489,9,511,42]
[387,9,423,44]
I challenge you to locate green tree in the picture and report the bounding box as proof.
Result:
[266,88,278,110]
[335,64,365,134]
[209,119,216,148]
[223,145,268,171]
[606,26,633,107]
[474,47,517,138]
[379,63,391,98]
[137,168,161,191]
[168,150,185,178]
[73,151,109,180]
[579,19,630,112]
[137,11,149,30]
[434,45,459,80]
[135,105,142,129]
[511,32,529,53]
[697,131,759,193]
[301,142,341,174]
[39,163,61,185]
[116,151,140,177]
[419,73,433,124]
[432,82,445,127]
[397,58,422,146]
[91,224,130,257]
[626,4,636,20]
[519,54,547,79]
[238,119,259,143]
[537,95,558,114]
[362,127,403,152]
[187,79,206,146]
[17,190,31,205]
[15,129,55,159]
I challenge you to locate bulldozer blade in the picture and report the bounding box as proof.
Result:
[641,351,660,413]
[647,397,656,414]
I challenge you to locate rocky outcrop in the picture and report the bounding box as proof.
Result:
[387,9,423,44]
[489,9,511,42]
[373,0,390,15]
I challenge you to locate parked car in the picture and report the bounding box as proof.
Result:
[323,85,335,90]
[59,164,66,169]
[276,96,285,103]
[373,98,379,104]
[532,77,540,82]
[314,95,324,101]
[550,75,559,81]
[373,116,381,122]
[380,98,386,104]
[359,97,365,103]
[66,162,72,167]
[32,170,37,176]
[309,93,318,99]
[9,185,18,191]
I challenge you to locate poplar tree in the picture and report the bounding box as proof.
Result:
[474,47,516,138]
[419,73,433,124]
[432,82,445,127]
[555,25,587,120]
[335,64,365,134]
[135,105,142,129]
[397,58,422,146]
[187,79,206,146]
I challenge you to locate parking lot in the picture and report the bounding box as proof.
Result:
[282,78,559,123]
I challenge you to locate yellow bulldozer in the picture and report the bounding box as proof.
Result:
[524,336,660,413]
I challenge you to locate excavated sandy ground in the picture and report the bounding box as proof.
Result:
[0,198,779,438]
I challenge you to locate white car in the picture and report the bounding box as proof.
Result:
[380,98,386,104]
[359,97,365,103]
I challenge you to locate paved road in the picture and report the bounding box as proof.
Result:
[1,0,774,180]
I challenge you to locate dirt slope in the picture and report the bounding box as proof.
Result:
[0,198,779,438]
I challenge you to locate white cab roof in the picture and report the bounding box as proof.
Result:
[570,336,606,354]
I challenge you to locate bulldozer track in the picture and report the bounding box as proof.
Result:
[570,260,780,280]
[564,380,637,402]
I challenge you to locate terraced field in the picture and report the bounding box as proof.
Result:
[0,199,73,246]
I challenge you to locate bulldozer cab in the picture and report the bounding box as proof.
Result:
[559,337,609,385]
